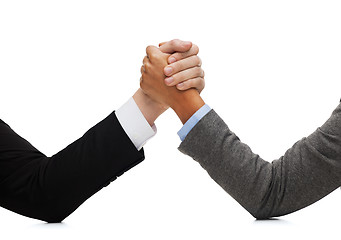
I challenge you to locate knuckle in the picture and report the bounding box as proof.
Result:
[197,57,202,66]
[149,52,156,60]
[177,81,187,90]
[187,79,194,87]
[146,45,152,53]
[172,74,179,83]
[184,79,194,89]
[199,77,205,86]
[154,52,162,61]
[195,66,202,75]
[193,56,201,66]
[192,44,199,54]
[200,78,205,91]
[144,62,151,71]
[146,46,158,59]
[172,52,182,61]
[171,39,180,46]
[191,78,203,91]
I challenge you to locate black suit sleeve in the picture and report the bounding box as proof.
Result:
[0,111,144,223]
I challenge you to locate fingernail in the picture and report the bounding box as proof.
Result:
[177,82,184,89]
[168,57,176,64]
[165,77,174,85]
[184,41,191,46]
[164,67,173,75]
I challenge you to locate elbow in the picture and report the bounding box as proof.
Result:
[250,210,273,220]
[16,204,68,223]
[241,188,278,220]
[237,200,274,220]
[39,216,65,224]
[245,191,283,220]
[245,194,280,220]
[29,206,69,223]
[25,195,71,223]
[250,207,287,220]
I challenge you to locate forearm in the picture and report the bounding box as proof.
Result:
[178,110,273,218]
[40,92,168,222]
[171,89,205,124]
[41,111,146,222]
[179,104,341,219]
[0,111,145,222]
[133,88,167,126]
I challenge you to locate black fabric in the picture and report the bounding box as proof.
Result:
[0,112,144,223]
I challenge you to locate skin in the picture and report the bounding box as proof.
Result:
[140,45,205,124]
[160,43,204,92]
[134,39,205,126]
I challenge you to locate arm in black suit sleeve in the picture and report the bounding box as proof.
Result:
[0,111,144,222]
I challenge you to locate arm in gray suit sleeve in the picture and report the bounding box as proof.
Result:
[178,103,341,219]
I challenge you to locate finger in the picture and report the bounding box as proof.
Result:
[146,45,162,62]
[159,42,167,47]
[141,55,151,73]
[168,44,199,63]
[164,67,204,86]
[143,56,148,65]
[140,76,144,90]
[164,55,202,77]
[158,39,192,54]
[176,77,205,93]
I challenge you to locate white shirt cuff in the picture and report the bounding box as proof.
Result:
[115,97,157,151]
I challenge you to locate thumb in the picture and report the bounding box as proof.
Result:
[159,39,192,54]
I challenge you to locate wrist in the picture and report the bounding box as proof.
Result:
[171,89,205,124]
[133,88,168,126]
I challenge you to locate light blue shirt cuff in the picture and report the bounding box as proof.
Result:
[177,104,211,141]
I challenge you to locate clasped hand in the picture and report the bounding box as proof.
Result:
[140,39,205,113]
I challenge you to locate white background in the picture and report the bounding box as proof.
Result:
[1,0,341,239]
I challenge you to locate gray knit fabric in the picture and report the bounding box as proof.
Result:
[178,103,341,219]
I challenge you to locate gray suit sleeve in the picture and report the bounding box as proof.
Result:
[178,103,341,219]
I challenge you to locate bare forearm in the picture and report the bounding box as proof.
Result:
[133,88,168,126]
[171,89,205,124]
